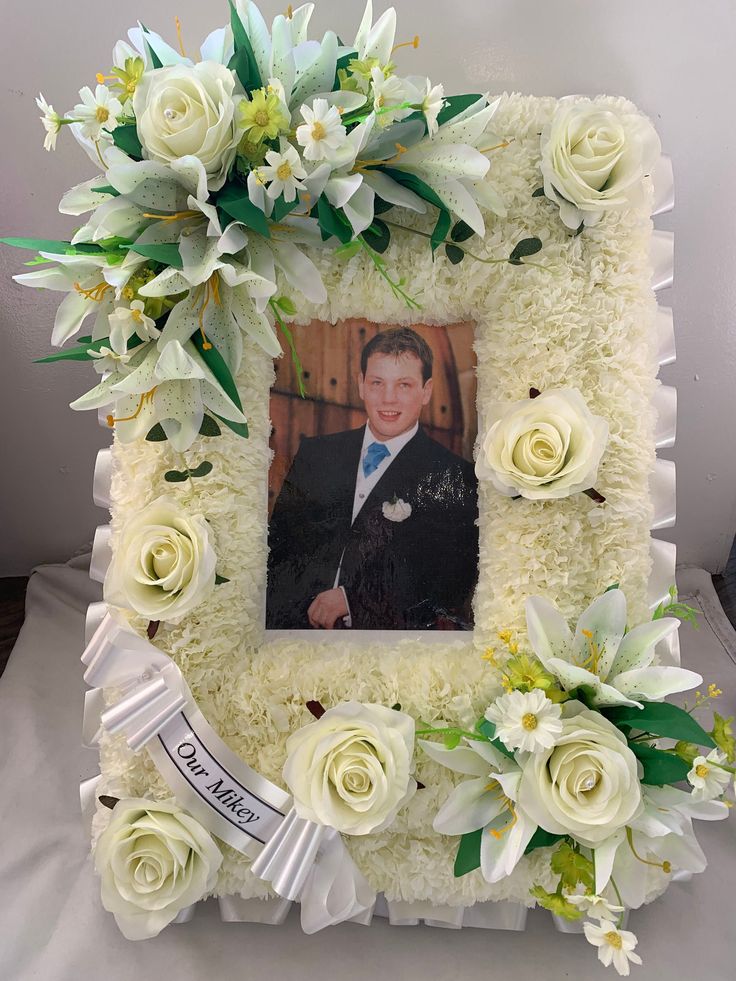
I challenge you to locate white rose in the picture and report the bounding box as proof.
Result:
[518,705,642,846]
[105,496,217,621]
[283,701,417,835]
[133,62,243,190]
[382,498,412,522]
[94,798,222,940]
[475,387,608,500]
[540,99,661,228]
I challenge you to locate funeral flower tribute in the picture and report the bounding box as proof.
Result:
[1,0,705,974]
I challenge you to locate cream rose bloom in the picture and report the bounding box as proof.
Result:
[133,62,243,190]
[283,701,417,835]
[540,99,661,228]
[475,387,608,500]
[518,704,642,846]
[105,496,217,621]
[95,798,222,940]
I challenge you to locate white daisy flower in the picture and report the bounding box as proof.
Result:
[73,84,123,141]
[36,93,63,151]
[484,688,562,753]
[566,891,624,922]
[420,79,445,137]
[88,345,133,375]
[583,922,642,976]
[687,749,731,801]
[295,99,346,162]
[259,144,307,202]
[107,301,159,355]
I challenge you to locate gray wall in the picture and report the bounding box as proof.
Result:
[1,0,735,575]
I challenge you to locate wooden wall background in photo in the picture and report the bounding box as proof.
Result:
[268,320,477,516]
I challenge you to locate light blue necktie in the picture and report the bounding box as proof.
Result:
[363,441,391,477]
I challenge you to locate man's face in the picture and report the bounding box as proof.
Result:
[358,352,433,441]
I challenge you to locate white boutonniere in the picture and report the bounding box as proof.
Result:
[382,497,412,522]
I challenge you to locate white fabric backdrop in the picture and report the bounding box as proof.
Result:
[0,559,734,980]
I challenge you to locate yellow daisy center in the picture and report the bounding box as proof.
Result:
[131,308,143,323]
[311,121,326,141]
[96,106,110,123]
[695,764,709,778]
[604,931,623,949]
[522,713,538,731]
[255,109,270,127]
[276,161,292,181]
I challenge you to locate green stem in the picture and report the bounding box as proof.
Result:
[609,877,625,929]
[357,236,422,309]
[415,726,486,741]
[269,299,306,398]
[380,218,550,270]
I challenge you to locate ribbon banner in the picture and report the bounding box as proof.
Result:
[81,614,375,932]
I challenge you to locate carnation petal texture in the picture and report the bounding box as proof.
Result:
[475,387,609,500]
[94,798,222,940]
[283,702,417,835]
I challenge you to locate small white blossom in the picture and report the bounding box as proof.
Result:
[687,749,730,801]
[566,891,624,922]
[296,99,346,162]
[73,84,122,141]
[370,67,420,127]
[421,79,445,137]
[36,93,63,151]
[88,346,133,375]
[485,688,562,753]
[259,144,307,202]
[583,922,642,976]
[107,301,159,354]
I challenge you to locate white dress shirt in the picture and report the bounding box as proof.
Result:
[334,421,419,626]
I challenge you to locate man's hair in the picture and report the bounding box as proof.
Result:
[360,327,433,383]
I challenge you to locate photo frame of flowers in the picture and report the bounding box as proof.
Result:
[7,1,733,975]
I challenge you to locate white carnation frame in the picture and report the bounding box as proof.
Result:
[86,93,677,928]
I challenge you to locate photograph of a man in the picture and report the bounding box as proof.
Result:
[266,326,478,630]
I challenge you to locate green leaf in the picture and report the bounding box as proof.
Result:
[442,730,462,749]
[199,414,221,437]
[605,582,620,592]
[551,842,595,891]
[271,194,300,223]
[139,24,164,69]
[191,331,249,439]
[316,196,354,244]
[92,185,120,197]
[629,742,692,785]
[188,461,213,478]
[129,242,183,269]
[532,186,546,198]
[605,703,716,749]
[509,237,543,265]
[454,829,482,877]
[362,218,390,254]
[378,167,452,252]
[215,573,230,585]
[216,183,271,237]
[274,295,297,315]
[436,94,483,128]
[450,220,475,243]
[163,461,215,481]
[0,237,105,255]
[445,243,464,265]
[530,885,584,921]
[476,718,516,759]
[524,828,565,855]
[112,123,143,160]
[335,241,362,260]
[34,336,143,363]
[145,423,167,442]
[164,469,190,483]
[373,196,395,216]
[227,0,263,93]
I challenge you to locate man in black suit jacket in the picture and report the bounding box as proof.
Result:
[266,327,478,630]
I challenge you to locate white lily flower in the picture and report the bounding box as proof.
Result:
[88,345,133,375]
[353,1,397,66]
[58,176,116,216]
[259,143,307,202]
[419,79,445,137]
[370,67,421,128]
[583,922,642,976]
[36,93,63,151]
[485,689,562,753]
[71,195,148,246]
[688,749,731,801]
[73,84,122,141]
[525,589,701,708]
[107,300,159,354]
[70,338,247,451]
[420,737,537,884]
[296,98,346,161]
[127,22,192,68]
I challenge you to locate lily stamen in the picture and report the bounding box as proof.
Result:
[392,35,420,53]
[74,281,113,302]
[141,209,201,223]
[96,72,116,84]
[191,273,221,350]
[175,16,187,58]
[478,140,513,154]
[625,827,671,874]
[106,387,157,427]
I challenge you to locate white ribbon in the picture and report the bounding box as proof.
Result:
[81,614,375,930]
[93,448,114,509]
